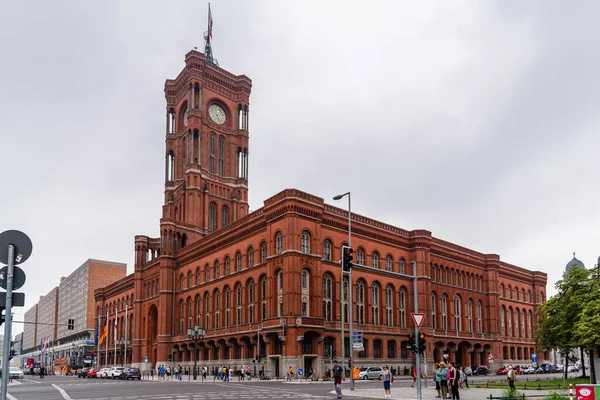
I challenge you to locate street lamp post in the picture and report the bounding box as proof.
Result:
[187,326,206,380]
[333,191,354,391]
[118,338,131,365]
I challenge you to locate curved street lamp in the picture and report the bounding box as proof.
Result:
[187,326,206,380]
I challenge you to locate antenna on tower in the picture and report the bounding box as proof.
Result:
[204,3,218,66]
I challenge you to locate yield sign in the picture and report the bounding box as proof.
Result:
[412,313,425,328]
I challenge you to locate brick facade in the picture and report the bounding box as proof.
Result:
[94,50,548,376]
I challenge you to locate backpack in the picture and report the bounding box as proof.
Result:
[441,368,448,381]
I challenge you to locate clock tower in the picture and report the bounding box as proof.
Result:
[162,50,252,251]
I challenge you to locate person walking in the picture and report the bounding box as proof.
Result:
[40,366,46,379]
[411,366,417,388]
[449,362,460,400]
[439,362,449,400]
[332,360,343,400]
[507,366,516,390]
[381,365,393,399]
[461,367,469,389]
[434,363,441,398]
[459,367,465,389]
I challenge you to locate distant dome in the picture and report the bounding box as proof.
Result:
[564,252,585,279]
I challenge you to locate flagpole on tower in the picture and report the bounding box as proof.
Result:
[204,3,217,65]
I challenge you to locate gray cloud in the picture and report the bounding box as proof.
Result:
[2,0,599,333]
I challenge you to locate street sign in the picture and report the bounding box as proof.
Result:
[0,230,33,265]
[0,266,26,291]
[352,331,364,351]
[531,353,538,363]
[144,355,149,363]
[0,292,25,307]
[298,368,303,376]
[412,313,425,328]
[488,353,494,361]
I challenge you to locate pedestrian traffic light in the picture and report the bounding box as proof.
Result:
[342,246,354,272]
[68,319,74,330]
[407,333,416,353]
[418,332,426,354]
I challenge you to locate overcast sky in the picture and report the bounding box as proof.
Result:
[2,1,600,335]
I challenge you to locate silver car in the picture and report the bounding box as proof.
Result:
[358,366,383,380]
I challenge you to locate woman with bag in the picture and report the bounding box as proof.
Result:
[381,365,394,399]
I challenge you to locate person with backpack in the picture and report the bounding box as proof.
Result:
[507,366,516,390]
[439,362,449,399]
[449,362,460,400]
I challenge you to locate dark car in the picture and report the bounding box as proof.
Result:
[543,365,556,373]
[119,368,141,380]
[473,366,490,376]
[78,368,90,378]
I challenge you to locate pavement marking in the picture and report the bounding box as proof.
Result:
[6,393,18,400]
[52,384,72,400]
[20,378,41,384]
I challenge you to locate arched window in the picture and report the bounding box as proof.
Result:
[521,288,525,302]
[209,202,217,232]
[521,309,526,338]
[356,280,365,325]
[301,231,310,254]
[527,310,532,338]
[514,308,520,338]
[188,271,193,288]
[221,206,229,228]
[372,283,380,325]
[507,285,512,299]
[386,256,392,272]
[261,276,267,320]
[188,298,193,329]
[431,293,437,330]
[454,295,461,331]
[323,240,332,261]
[214,290,221,329]
[179,300,185,334]
[277,271,284,316]
[467,299,473,333]
[276,232,283,255]
[224,257,231,275]
[441,294,448,330]
[343,276,349,323]
[301,269,310,317]
[501,306,506,336]
[209,133,216,174]
[499,284,504,298]
[196,267,201,285]
[399,258,405,274]
[507,307,513,337]
[236,285,242,325]
[477,301,483,333]
[385,285,393,327]
[357,248,365,265]
[372,252,379,268]
[399,288,406,328]
[196,295,201,327]
[218,135,225,176]
[180,274,185,291]
[204,295,210,329]
[236,252,242,272]
[261,241,268,263]
[248,280,255,324]
[205,264,210,282]
[214,260,220,279]
[322,274,333,322]
[225,287,231,327]
[247,247,254,268]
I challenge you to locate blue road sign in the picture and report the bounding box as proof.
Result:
[298,368,303,376]
[531,353,538,363]
[144,355,149,363]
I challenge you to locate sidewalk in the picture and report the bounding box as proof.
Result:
[334,386,566,400]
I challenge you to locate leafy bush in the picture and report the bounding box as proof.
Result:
[544,392,569,400]
[502,388,522,400]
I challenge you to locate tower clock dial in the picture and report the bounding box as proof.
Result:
[208,104,226,124]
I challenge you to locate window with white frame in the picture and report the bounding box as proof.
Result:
[261,277,267,320]
[248,280,255,324]
[225,257,230,275]
[399,288,406,328]
[431,293,437,330]
[386,256,392,271]
[225,287,231,327]
[501,307,506,336]
[454,295,461,331]
[301,231,310,254]
[507,308,513,337]
[261,242,267,263]
[372,283,380,325]
[356,280,365,325]
[236,284,242,325]
[400,259,405,274]
[357,248,365,265]
[385,285,393,327]
[372,252,379,268]
[248,247,254,268]
[236,252,242,272]
[276,232,283,255]
[322,274,332,322]
[467,299,473,333]
[477,301,483,333]
[214,261,220,279]
[442,294,448,330]
[205,296,210,329]
[214,291,221,329]
[323,240,332,261]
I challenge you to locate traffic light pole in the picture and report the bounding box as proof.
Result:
[413,260,421,400]
[347,194,354,391]
[1,244,15,400]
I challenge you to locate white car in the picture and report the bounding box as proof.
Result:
[107,367,125,379]
[8,367,24,379]
[98,368,110,378]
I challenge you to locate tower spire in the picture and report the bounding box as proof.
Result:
[204,3,217,65]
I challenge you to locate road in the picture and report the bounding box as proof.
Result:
[4,372,582,400]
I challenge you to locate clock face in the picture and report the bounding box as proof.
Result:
[209,104,226,124]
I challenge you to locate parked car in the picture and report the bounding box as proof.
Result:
[543,365,556,373]
[523,366,536,374]
[358,366,383,380]
[473,366,490,376]
[555,365,564,373]
[496,368,508,375]
[568,365,579,373]
[464,367,472,376]
[78,368,90,378]
[98,368,110,378]
[107,367,126,379]
[119,368,141,380]
[87,368,97,378]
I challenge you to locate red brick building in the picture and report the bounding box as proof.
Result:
[95,49,548,377]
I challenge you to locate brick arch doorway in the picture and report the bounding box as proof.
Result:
[147,305,159,366]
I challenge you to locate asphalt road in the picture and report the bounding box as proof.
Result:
[5,372,583,400]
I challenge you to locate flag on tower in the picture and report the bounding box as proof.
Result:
[208,3,213,38]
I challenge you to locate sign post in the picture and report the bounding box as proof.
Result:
[412,261,422,400]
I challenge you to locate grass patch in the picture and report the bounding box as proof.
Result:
[470,376,589,390]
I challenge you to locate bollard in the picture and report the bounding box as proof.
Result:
[569,384,574,400]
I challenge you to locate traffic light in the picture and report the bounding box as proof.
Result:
[342,246,354,272]
[283,326,287,336]
[68,319,74,330]
[418,332,426,354]
[0,307,4,325]
[407,333,416,353]
[9,341,16,361]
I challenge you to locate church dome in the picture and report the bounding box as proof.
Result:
[564,253,585,278]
